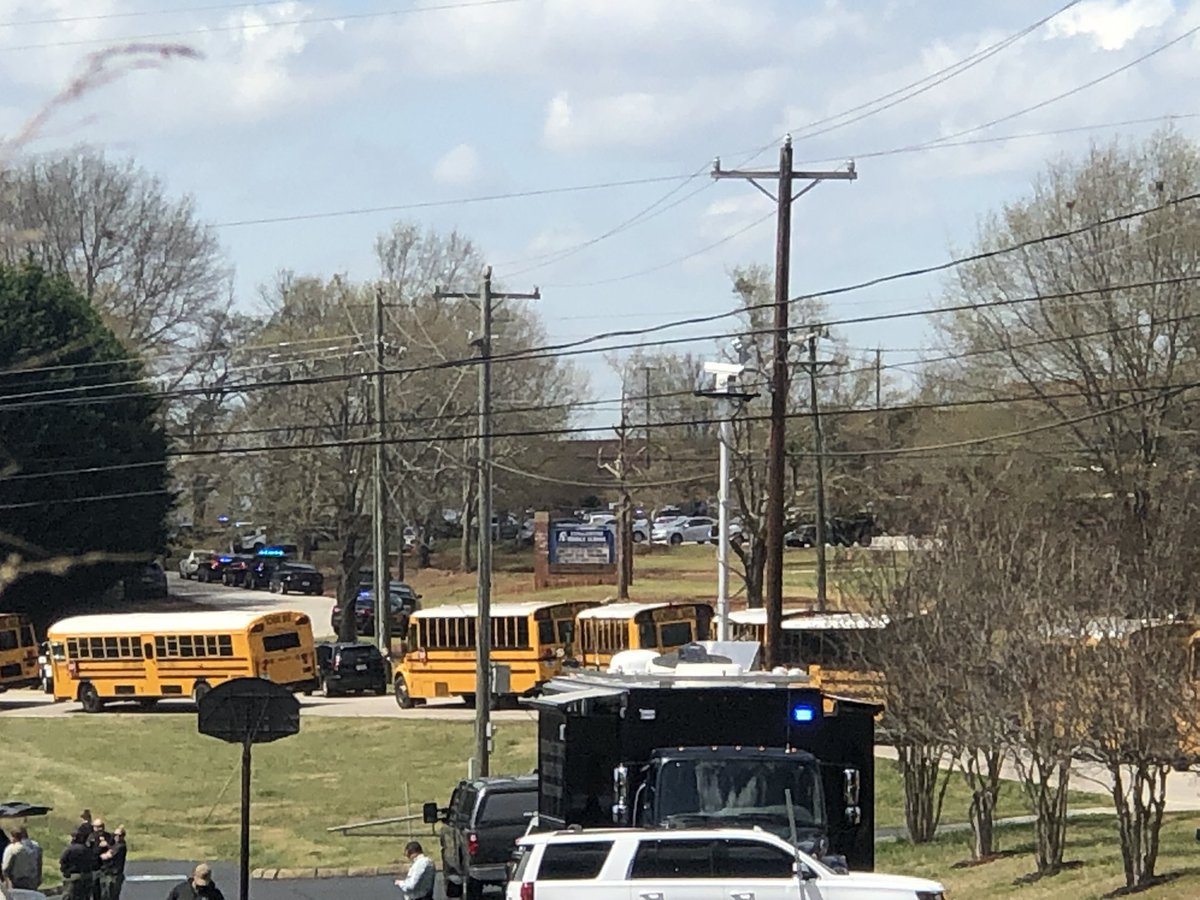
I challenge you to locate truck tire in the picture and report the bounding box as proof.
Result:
[79,682,103,713]
[443,877,462,899]
[394,675,414,709]
[464,878,483,900]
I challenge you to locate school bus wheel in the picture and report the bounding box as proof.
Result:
[393,674,414,709]
[78,682,103,713]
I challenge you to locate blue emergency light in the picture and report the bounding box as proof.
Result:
[218,555,234,564]
[791,704,816,723]
[258,547,287,557]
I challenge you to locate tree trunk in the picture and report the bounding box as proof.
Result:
[1109,761,1169,888]
[616,492,632,600]
[417,516,433,570]
[961,749,1004,860]
[732,536,765,609]
[337,530,366,643]
[1016,754,1072,877]
[897,742,951,844]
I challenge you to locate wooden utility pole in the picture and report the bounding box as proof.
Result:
[435,269,540,777]
[875,347,882,410]
[712,138,856,666]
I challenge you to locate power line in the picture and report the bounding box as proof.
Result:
[0,0,305,29]
[0,0,535,53]
[213,173,693,229]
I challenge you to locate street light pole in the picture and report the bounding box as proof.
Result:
[698,358,757,642]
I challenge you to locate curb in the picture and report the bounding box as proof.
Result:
[252,865,409,880]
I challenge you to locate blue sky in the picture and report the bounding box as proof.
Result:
[2,0,1198,426]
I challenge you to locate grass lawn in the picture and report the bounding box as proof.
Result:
[878,813,1200,899]
[401,544,881,610]
[3,715,1127,889]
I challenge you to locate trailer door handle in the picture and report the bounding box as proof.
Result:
[731,893,755,900]
[639,893,664,900]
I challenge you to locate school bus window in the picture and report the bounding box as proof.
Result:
[50,641,65,661]
[263,631,301,652]
[0,630,17,652]
[538,620,555,646]
[218,635,233,656]
[660,622,692,648]
[638,621,656,649]
[557,620,574,643]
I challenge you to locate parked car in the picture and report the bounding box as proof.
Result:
[196,553,235,583]
[786,513,878,548]
[315,641,388,696]
[221,554,256,586]
[112,562,168,601]
[631,517,649,543]
[508,828,946,900]
[178,549,216,580]
[269,562,325,595]
[709,517,746,546]
[651,515,716,545]
[424,775,539,900]
[245,555,289,590]
[331,582,421,635]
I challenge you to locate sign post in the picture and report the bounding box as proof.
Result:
[198,679,301,900]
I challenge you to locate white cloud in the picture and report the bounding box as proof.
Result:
[1046,0,1174,50]
[432,143,482,187]
[542,69,782,153]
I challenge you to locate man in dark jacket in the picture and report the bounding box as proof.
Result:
[72,811,93,847]
[60,831,98,900]
[86,818,114,900]
[98,826,127,900]
[166,864,225,900]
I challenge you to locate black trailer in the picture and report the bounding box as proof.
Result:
[527,667,880,871]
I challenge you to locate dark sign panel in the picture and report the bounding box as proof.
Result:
[549,524,614,566]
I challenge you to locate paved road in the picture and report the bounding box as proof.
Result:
[2,578,531,722]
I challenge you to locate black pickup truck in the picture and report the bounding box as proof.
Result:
[423,775,537,900]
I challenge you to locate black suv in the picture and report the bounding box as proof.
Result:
[423,775,538,900]
[315,642,388,696]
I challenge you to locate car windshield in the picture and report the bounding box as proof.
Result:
[655,757,826,833]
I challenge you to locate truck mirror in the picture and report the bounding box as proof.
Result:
[611,764,629,822]
[422,802,441,824]
[842,768,860,807]
[793,861,818,881]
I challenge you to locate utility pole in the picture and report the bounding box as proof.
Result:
[436,268,540,777]
[875,347,882,410]
[802,334,835,612]
[712,138,856,666]
[643,366,653,467]
[600,406,635,600]
[372,285,390,654]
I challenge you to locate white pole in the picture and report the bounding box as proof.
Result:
[717,415,732,641]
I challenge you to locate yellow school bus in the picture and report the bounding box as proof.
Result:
[393,600,598,708]
[0,613,40,691]
[729,608,888,703]
[575,601,714,669]
[45,610,319,712]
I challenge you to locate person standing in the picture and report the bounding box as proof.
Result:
[72,811,93,847]
[60,831,97,900]
[393,842,435,900]
[2,828,40,890]
[98,826,127,900]
[166,864,225,900]
[86,818,115,900]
